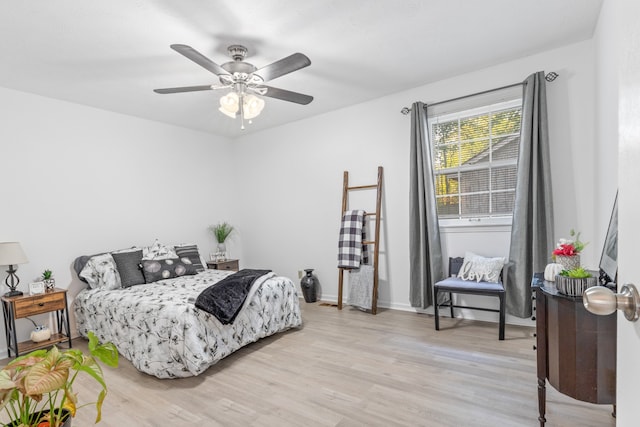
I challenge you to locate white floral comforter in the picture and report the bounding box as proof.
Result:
[73,269,302,378]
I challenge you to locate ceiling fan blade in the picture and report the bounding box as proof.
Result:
[261,85,313,105]
[170,44,229,76]
[153,85,213,94]
[254,53,311,82]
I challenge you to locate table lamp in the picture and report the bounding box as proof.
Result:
[0,242,29,296]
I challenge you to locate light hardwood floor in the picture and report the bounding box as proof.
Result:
[2,302,616,426]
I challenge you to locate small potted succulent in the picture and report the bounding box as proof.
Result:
[42,269,55,292]
[555,267,598,296]
[0,331,118,427]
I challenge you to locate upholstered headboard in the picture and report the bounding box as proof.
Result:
[73,254,101,283]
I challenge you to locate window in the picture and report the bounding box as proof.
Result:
[427,88,522,223]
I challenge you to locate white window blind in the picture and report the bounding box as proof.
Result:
[427,86,522,221]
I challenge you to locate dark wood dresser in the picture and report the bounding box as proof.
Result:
[531,274,616,426]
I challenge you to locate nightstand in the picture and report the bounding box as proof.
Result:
[1,288,73,357]
[206,259,239,272]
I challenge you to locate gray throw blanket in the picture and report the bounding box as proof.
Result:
[195,269,271,324]
[348,264,374,310]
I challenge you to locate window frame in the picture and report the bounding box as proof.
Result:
[428,98,522,227]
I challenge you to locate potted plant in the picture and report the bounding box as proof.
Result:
[209,222,234,261]
[42,269,55,292]
[552,229,588,270]
[555,267,598,296]
[0,331,118,427]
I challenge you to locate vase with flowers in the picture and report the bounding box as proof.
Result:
[552,229,588,270]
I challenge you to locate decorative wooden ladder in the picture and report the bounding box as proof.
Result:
[337,166,383,314]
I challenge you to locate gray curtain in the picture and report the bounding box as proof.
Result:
[507,71,554,318]
[409,102,444,308]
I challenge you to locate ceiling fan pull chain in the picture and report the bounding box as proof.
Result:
[240,93,246,130]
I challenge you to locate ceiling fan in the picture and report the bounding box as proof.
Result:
[154,44,313,129]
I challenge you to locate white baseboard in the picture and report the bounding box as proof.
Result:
[317,294,534,327]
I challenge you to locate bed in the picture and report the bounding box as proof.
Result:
[73,246,302,379]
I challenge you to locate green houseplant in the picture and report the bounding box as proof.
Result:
[210,222,234,261]
[210,222,234,245]
[0,331,118,427]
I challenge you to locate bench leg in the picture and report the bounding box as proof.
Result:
[449,292,454,318]
[498,292,505,340]
[434,288,440,331]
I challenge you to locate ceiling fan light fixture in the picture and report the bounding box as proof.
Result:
[218,91,264,122]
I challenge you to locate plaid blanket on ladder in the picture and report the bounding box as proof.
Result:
[337,210,369,268]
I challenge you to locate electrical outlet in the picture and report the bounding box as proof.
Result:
[298,270,304,279]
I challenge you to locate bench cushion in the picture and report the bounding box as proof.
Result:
[435,276,504,292]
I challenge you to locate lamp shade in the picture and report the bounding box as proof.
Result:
[0,242,28,266]
[219,92,239,118]
[243,94,265,119]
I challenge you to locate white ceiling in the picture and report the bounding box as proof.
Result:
[0,0,603,138]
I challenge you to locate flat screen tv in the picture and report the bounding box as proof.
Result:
[600,192,618,285]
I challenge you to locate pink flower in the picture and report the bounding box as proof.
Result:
[553,243,577,257]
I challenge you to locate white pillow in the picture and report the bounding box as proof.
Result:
[142,239,178,260]
[112,246,141,254]
[79,253,122,290]
[458,251,505,283]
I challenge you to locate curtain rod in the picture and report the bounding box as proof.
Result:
[400,71,559,115]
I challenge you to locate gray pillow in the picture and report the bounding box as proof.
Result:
[73,255,96,282]
[112,249,144,288]
[174,245,205,272]
[141,258,197,283]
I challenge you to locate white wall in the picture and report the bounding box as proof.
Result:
[232,40,603,325]
[0,87,233,350]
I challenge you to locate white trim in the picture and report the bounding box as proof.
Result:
[439,216,513,229]
[318,295,533,327]
[429,98,522,122]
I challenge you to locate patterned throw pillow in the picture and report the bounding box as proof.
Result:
[112,249,145,288]
[141,258,197,283]
[142,239,178,260]
[458,251,505,283]
[79,253,121,290]
[174,244,205,272]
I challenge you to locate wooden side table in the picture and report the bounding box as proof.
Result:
[206,259,239,272]
[1,288,73,357]
[531,274,616,426]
